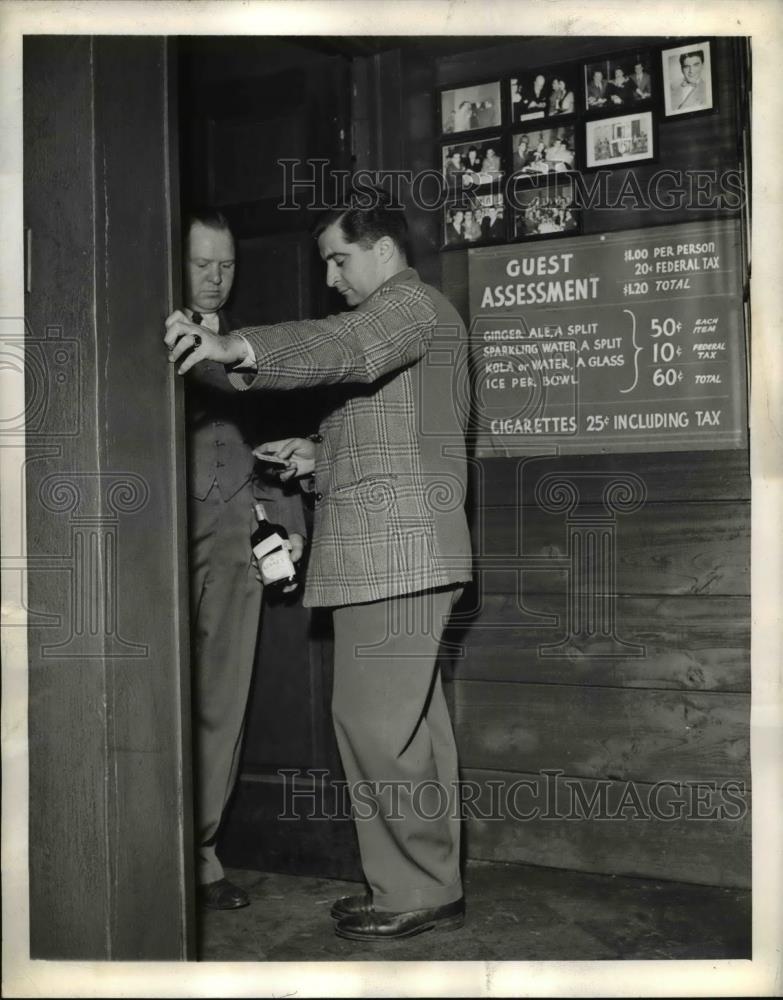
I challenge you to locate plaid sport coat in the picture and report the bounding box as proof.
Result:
[229,267,473,608]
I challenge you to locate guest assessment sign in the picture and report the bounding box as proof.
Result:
[468,219,748,455]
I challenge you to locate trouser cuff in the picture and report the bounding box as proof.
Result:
[372,879,463,913]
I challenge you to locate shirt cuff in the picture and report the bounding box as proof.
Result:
[232,335,258,372]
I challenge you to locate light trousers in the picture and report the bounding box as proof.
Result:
[189,479,262,885]
[331,585,463,912]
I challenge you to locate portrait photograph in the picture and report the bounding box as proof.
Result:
[509,63,578,122]
[585,110,655,168]
[511,177,579,238]
[441,136,505,189]
[511,124,577,177]
[584,51,655,112]
[440,80,502,134]
[662,40,714,117]
[442,191,506,249]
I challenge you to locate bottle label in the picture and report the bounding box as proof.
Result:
[259,548,296,585]
[252,532,286,560]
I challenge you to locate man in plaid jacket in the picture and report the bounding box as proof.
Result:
[165,198,473,941]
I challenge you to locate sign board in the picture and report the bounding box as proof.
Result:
[468,219,748,455]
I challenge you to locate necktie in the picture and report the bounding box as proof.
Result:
[191,311,221,334]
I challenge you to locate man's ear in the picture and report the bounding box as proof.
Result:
[375,235,395,263]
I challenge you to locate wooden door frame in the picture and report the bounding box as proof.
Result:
[23,35,195,960]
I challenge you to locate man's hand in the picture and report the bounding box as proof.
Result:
[288,533,305,564]
[164,310,246,375]
[254,438,316,482]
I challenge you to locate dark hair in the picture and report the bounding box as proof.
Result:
[312,185,409,256]
[679,49,704,69]
[185,207,233,238]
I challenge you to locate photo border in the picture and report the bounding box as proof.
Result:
[439,134,506,192]
[582,46,658,118]
[507,60,582,126]
[661,37,717,121]
[440,187,509,251]
[507,173,582,243]
[583,109,657,170]
[437,76,504,138]
[509,119,580,181]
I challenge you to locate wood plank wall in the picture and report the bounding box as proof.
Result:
[382,36,751,888]
[449,450,750,888]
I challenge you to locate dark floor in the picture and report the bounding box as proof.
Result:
[197,861,751,962]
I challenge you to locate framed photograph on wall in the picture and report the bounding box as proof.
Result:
[584,50,655,113]
[442,190,507,250]
[509,63,579,123]
[585,110,656,168]
[440,80,502,135]
[511,123,577,178]
[441,136,505,189]
[510,177,580,240]
[662,40,714,117]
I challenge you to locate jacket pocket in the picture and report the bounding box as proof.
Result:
[329,474,399,511]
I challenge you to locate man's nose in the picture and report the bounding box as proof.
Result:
[207,265,222,284]
[325,262,339,287]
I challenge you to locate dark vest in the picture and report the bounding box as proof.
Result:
[185,311,256,501]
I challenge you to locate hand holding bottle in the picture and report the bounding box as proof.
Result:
[251,532,304,585]
[251,504,300,593]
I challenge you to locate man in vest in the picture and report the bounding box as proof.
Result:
[183,209,305,909]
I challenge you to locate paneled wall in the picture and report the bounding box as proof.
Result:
[362,36,751,888]
[450,449,749,887]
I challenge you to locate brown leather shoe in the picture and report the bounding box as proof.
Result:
[334,897,465,940]
[330,892,373,920]
[198,878,250,910]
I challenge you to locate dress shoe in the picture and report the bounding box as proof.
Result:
[330,892,373,921]
[334,897,465,941]
[198,878,250,910]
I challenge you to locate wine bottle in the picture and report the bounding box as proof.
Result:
[251,503,298,593]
